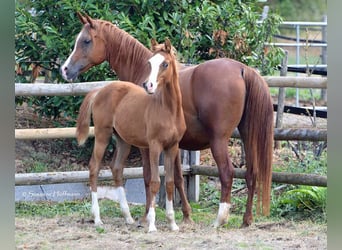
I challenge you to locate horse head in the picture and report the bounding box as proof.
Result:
[143,38,176,94]
[60,12,107,82]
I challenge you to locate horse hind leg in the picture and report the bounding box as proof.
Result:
[89,127,112,226]
[108,135,134,224]
[209,137,234,228]
[242,166,256,227]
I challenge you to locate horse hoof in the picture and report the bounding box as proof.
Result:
[148,226,157,233]
[169,223,179,231]
[241,221,252,228]
[212,218,228,228]
[212,221,220,228]
[182,217,194,224]
[94,220,104,226]
[125,217,135,224]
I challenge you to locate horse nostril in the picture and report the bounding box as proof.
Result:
[64,66,68,72]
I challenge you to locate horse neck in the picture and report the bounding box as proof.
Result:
[103,24,152,84]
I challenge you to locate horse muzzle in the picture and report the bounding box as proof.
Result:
[143,82,155,94]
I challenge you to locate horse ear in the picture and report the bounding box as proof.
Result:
[164,38,172,53]
[84,14,95,29]
[150,38,158,51]
[77,12,87,24]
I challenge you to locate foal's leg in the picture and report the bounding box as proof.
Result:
[141,148,192,224]
[163,145,180,231]
[109,136,134,224]
[173,151,192,223]
[146,142,162,232]
[89,127,112,226]
[209,136,234,228]
[140,148,152,224]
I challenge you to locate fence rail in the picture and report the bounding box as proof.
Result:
[15,77,327,96]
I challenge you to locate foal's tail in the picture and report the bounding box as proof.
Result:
[76,89,99,146]
[238,66,274,216]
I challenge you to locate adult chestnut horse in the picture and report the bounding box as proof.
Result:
[61,13,274,228]
[76,38,186,232]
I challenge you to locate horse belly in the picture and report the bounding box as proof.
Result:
[179,122,211,150]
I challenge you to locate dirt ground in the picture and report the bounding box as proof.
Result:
[15,216,327,250]
[15,103,327,249]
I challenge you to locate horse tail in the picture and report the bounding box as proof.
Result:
[238,66,274,216]
[76,89,99,146]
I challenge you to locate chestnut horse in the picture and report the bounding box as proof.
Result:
[61,13,274,228]
[76,38,186,232]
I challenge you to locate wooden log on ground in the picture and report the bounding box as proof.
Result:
[191,165,327,187]
[15,127,327,141]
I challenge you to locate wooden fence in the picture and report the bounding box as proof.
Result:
[15,77,328,199]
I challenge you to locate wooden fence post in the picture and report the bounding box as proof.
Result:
[185,150,200,202]
[275,50,288,149]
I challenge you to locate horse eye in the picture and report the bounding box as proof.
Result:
[162,62,168,68]
[84,39,91,44]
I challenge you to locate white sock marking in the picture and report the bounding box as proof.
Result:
[147,207,157,232]
[213,202,231,228]
[91,191,103,225]
[97,186,134,224]
[166,199,179,231]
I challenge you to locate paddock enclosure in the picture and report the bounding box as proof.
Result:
[15,76,327,198]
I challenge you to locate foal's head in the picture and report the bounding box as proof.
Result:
[143,38,177,94]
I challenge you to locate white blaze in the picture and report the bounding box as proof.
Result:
[61,30,84,80]
[145,53,165,94]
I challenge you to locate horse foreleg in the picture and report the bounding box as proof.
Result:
[89,127,112,226]
[109,136,134,224]
[140,148,151,224]
[146,143,162,232]
[210,137,234,228]
[164,146,180,231]
[174,151,192,223]
[242,167,256,227]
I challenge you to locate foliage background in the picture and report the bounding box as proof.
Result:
[15,0,284,121]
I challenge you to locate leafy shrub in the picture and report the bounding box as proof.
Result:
[275,185,327,222]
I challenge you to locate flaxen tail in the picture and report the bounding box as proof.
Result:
[238,66,274,216]
[76,89,99,145]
